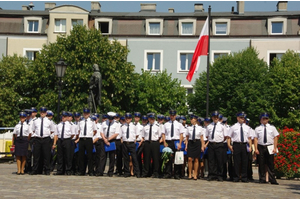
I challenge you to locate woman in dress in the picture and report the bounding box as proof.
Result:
[185,114,205,180]
[12,111,32,175]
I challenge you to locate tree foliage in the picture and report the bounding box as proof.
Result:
[188,47,270,127]
[133,70,187,116]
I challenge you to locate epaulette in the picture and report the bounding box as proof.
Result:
[33,118,38,121]
[156,124,159,127]
[121,124,124,127]
[69,121,74,125]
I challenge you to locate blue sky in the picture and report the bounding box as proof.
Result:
[1,1,300,12]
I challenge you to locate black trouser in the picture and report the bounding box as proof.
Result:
[70,140,78,174]
[257,144,277,183]
[57,138,72,174]
[143,141,160,177]
[232,142,248,181]
[24,138,34,173]
[122,142,139,176]
[115,139,123,175]
[165,140,182,178]
[247,150,253,180]
[100,140,116,175]
[50,138,57,171]
[95,140,106,175]
[136,142,144,176]
[208,142,224,179]
[32,137,51,173]
[78,138,93,175]
[222,143,233,180]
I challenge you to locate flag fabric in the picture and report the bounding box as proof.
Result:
[186,17,209,82]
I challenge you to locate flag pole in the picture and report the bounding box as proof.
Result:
[206,5,211,117]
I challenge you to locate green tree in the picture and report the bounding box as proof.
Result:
[0,55,32,127]
[266,50,300,129]
[133,70,188,116]
[188,47,270,127]
[26,25,136,121]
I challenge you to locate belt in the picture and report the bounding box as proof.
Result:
[145,140,159,143]
[233,142,247,145]
[35,137,50,140]
[190,139,200,142]
[80,138,92,140]
[115,139,121,141]
[17,136,28,139]
[123,141,134,144]
[258,144,272,147]
[209,142,223,145]
[59,138,71,140]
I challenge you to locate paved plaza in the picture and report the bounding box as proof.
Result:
[0,162,299,199]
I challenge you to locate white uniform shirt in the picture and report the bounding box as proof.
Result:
[254,123,279,145]
[13,121,32,137]
[120,122,139,142]
[49,120,57,139]
[72,121,79,140]
[94,123,103,139]
[186,124,205,140]
[31,117,55,138]
[114,120,122,139]
[134,122,144,141]
[163,120,185,140]
[227,122,252,143]
[78,117,97,138]
[206,121,227,143]
[143,122,161,141]
[55,121,75,139]
[102,120,119,139]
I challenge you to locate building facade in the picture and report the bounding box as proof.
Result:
[0,1,299,92]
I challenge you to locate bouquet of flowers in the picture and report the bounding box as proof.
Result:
[161,147,174,172]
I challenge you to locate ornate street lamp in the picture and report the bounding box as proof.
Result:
[55,58,67,123]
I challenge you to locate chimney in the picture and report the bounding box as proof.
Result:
[237,1,244,14]
[194,3,204,12]
[231,6,234,14]
[45,3,56,10]
[168,8,175,13]
[140,3,156,12]
[22,5,29,10]
[277,1,287,11]
[28,2,34,10]
[91,1,101,12]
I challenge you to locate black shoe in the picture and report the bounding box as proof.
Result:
[107,173,113,177]
[217,177,223,182]
[89,173,94,176]
[124,174,131,178]
[152,174,159,178]
[259,180,267,184]
[163,175,172,179]
[271,182,279,185]
[77,172,85,176]
[207,177,213,181]
[136,174,141,178]
[174,176,180,180]
[54,172,63,175]
[241,179,248,183]
[66,171,72,175]
[45,171,50,175]
[233,179,239,182]
[30,171,37,175]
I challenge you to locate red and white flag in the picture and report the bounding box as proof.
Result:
[186,17,209,82]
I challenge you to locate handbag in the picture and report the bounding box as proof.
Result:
[174,151,184,165]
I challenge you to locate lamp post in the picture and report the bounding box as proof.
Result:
[55,58,67,123]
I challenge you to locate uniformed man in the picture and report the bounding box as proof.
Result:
[24,108,34,174]
[71,112,81,175]
[254,112,279,185]
[246,118,255,181]
[120,113,140,178]
[134,112,144,177]
[30,107,55,175]
[100,112,120,177]
[142,113,161,178]
[162,110,185,180]
[53,111,75,175]
[46,110,57,172]
[227,111,252,182]
[77,108,97,176]
[114,113,123,176]
[206,111,227,181]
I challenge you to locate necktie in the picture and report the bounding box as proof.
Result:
[61,122,65,140]
[40,118,44,137]
[192,125,195,140]
[211,123,216,140]
[26,119,29,124]
[126,125,129,139]
[20,123,23,137]
[106,122,111,138]
[240,124,244,142]
[149,124,153,141]
[84,119,87,136]
[263,125,267,143]
[171,121,174,138]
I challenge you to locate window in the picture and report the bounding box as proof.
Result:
[269,52,284,65]
[71,19,83,29]
[55,19,66,32]
[187,88,193,95]
[211,51,230,63]
[268,18,287,35]
[28,20,39,32]
[144,50,163,72]
[23,48,40,61]
[24,17,42,33]
[179,19,196,35]
[95,18,112,35]
[180,53,193,71]
[146,19,163,35]
[212,19,230,35]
